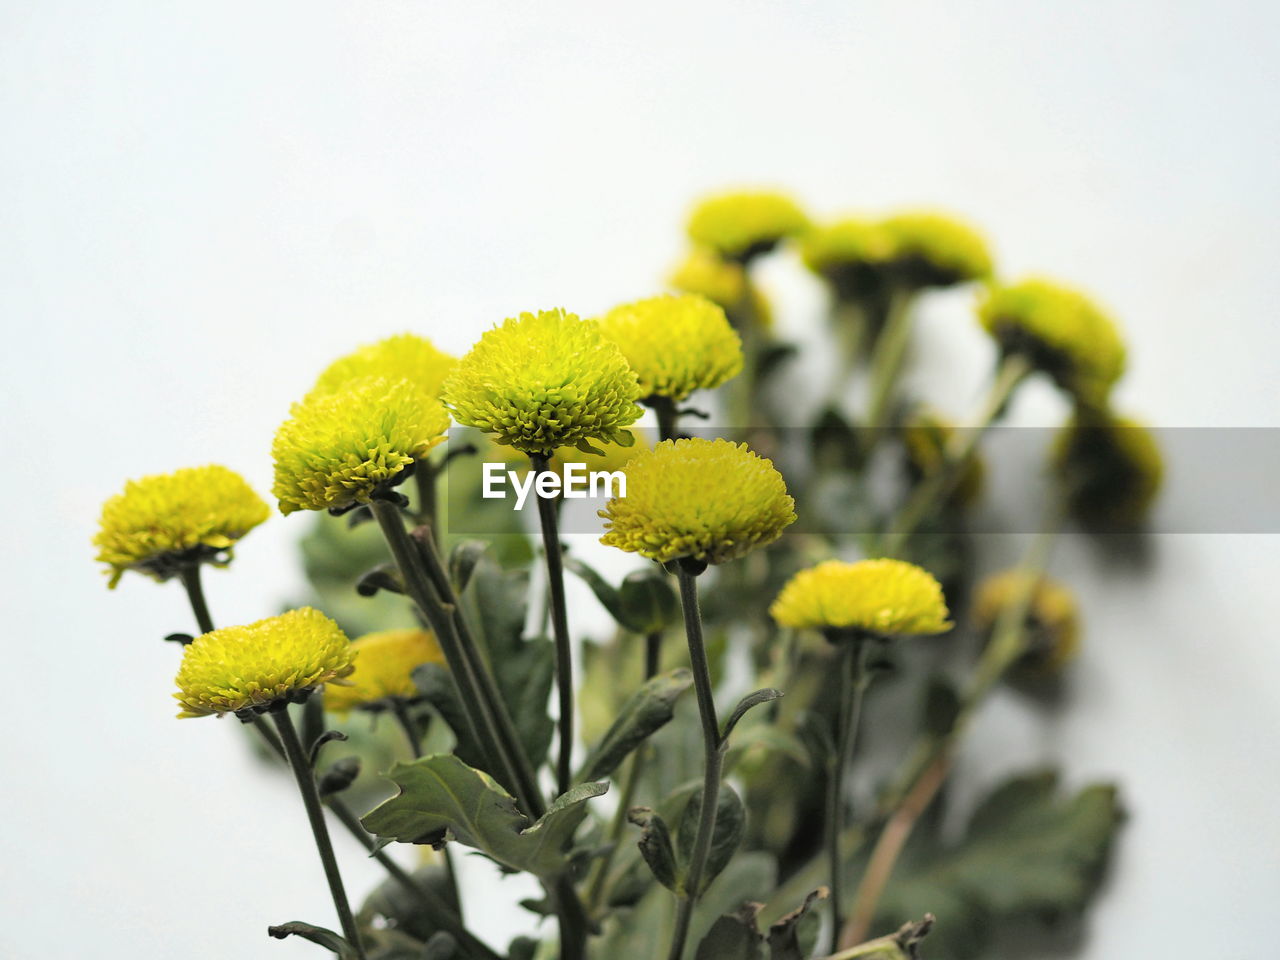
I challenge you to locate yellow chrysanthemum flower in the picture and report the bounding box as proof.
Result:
[324,629,445,713]
[1052,409,1162,529]
[598,294,743,401]
[972,570,1081,672]
[94,465,269,588]
[487,427,650,481]
[309,333,456,401]
[902,411,985,509]
[442,308,642,455]
[668,249,775,329]
[272,376,450,515]
[800,217,894,298]
[174,607,355,719]
[770,559,952,636]
[978,278,1126,406]
[599,438,796,565]
[880,211,994,288]
[686,190,810,261]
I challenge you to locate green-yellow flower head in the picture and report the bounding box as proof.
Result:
[442,308,643,455]
[800,217,894,299]
[902,410,985,509]
[272,376,450,515]
[978,278,1126,406]
[880,211,994,288]
[174,607,355,719]
[309,333,456,401]
[324,628,445,713]
[94,465,269,588]
[598,294,743,402]
[686,190,810,262]
[1051,409,1163,530]
[770,559,952,636]
[972,570,1081,673]
[599,437,796,565]
[668,249,776,330]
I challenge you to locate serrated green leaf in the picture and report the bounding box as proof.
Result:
[361,754,606,880]
[579,668,693,783]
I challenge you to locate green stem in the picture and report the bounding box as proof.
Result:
[530,454,575,799]
[584,631,664,914]
[271,707,367,960]
[413,457,438,532]
[824,298,872,412]
[650,395,682,442]
[827,639,871,953]
[371,499,543,817]
[862,286,915,440]
[880,353,1032,556]
[667,565,722,960]
[390,698,423,759]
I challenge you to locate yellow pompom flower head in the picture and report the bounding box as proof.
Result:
[686,189,810,263]
[309,333,456,401]
[879,211,994,289]
[174,607,355,720]
[972,570,1081,676]
[94,465,269,588]
[770,558,953,642]
[324,628,445,714]
[979,277,1126,407]
[443,308,642,457]
[1052,408,1162,531]
[272,376,450,516]
[801,217,895,300]
[598,293,743,404]
[599,437,796,572]
[669,248,775,330]
[902,410,985,510]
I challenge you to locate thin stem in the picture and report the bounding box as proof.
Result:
[826,639,870,954]
[271,707,366,960]
[650,395,682,442]
[178,564,214,635]
[390,699,423,759]
[862,286,915,440]
[880,353,1032,556]
[584,631,664,914]
[530,454,575,799]
[667,566,722,960]
[413,456,438,532]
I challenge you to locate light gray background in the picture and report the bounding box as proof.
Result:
[2,1,1277,957]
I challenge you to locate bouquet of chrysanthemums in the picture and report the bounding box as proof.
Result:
[94,190,1160,960]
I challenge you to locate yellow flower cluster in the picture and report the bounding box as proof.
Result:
[599,438,795,565]
[94,465,269,588]
[309,333,455,401]
[1052,410,1162,529]
[800,217,893,297]
[686,190,810,261]
[770,558,952,636]
[174,607,355,718]
[902,410,985,508]
[668,249,774,329]
[272,376,450,514]
[598,294,743,401]
[443,309,642,455]
[979,278,1126,406]
[324,629,445,713]
[880,211,994,287]
[972,570,1080,672]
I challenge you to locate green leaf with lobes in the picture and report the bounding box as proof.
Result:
[361,754,607,880]
[578,668,693,782]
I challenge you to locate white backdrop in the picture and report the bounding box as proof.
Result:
[2,2,1278,957]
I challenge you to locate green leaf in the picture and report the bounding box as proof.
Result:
[617,568,682,635]
[579,668,693,782]
[696,905,765,960]
[678,783,746,896]
[875,770,1123,958]
[362,754,607,880]
[411,663,490,774]
[765,887,827,960]
[447,539,489,594]
[266,921,358,959]
[628,806,681,892]
[565,556,628,626]
[720,688,784,744]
